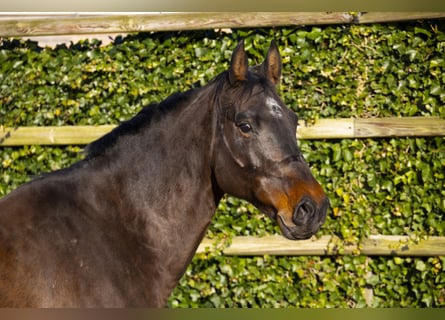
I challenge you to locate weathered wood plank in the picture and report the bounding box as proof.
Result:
[196,235,445,256]
[357,12,445,24]
[1,117,444,146]
[1,12,444,48]
[296,117,445,140]
[297,119,354,139]
[0,125,115,146]
[354,117,445,138]
[0,12,354,37]
[360,235,445,256]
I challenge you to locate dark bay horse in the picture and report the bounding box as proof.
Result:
[0,40,328,307]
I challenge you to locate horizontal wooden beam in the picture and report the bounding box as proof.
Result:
[196,235,445,256]
[1,117,444,146]
[354,117,445,138]
[296,117,445,140]
[357,12,445,24]
[0,125,116,146]
[1,12,445,39]
[0,12,354,37]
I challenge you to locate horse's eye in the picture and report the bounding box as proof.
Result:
[238,122,252,134]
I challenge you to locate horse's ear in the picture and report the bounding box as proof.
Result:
[229,40,248,84]
[262,40,282,86]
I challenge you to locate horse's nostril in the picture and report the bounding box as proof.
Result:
[292,198,316,226]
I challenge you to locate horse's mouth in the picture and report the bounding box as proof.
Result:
[256,205,312,240]
[277,214,313,240]
[254,202,319,240]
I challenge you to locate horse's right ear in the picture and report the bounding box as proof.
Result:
[229,40,248,84]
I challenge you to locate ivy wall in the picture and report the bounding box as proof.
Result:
[1,20,445,307]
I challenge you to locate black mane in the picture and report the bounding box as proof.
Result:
[85,90,193,159]
[84,67,271,160]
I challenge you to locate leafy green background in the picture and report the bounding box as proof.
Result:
[1,21,445,307]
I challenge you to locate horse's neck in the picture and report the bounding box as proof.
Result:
[85,87,220,300]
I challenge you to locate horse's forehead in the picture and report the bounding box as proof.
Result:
[241,88,286,120]
[265,96,284,118]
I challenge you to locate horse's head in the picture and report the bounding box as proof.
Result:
[212,40,329,240]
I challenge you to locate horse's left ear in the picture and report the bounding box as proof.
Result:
[229,40,248,84]
[262,40,282,86]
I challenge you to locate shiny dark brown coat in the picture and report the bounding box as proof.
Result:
[0,40,328,307]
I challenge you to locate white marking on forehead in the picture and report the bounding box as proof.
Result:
[265,97,283,118]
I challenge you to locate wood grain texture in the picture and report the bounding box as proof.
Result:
[354,117,445,138]
[196,235,445,256]
[2,12,444,48]
[0,125,115,146]
[297,119,354,139]
[0,12,353,37]
[357,12,445,24]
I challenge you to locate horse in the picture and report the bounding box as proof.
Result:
[0,40,329,307]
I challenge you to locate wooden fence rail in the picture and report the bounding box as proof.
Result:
[0,12,352,37]
[197,235,445,256]
[1,117,444,146]
[0,12,444,40]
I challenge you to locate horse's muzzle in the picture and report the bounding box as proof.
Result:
[278,196,329,240]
